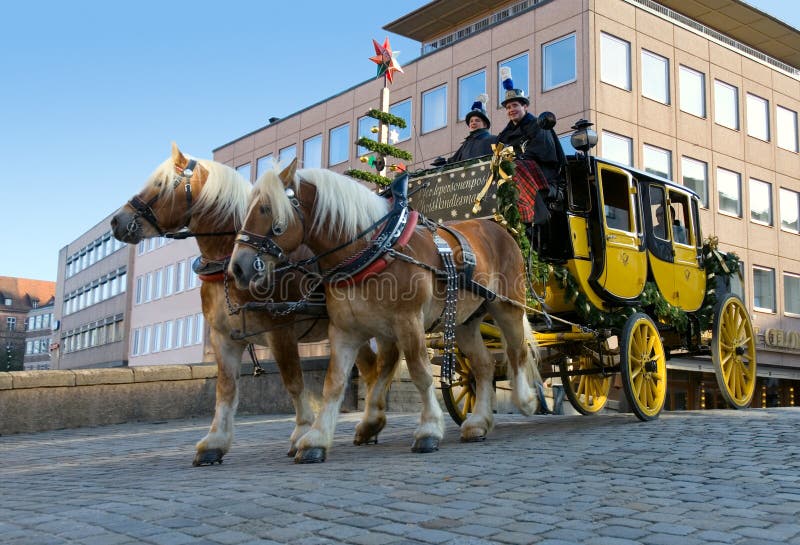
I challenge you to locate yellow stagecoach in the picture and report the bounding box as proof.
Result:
[410,118,757,423]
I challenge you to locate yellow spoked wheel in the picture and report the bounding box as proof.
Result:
[441,353,476,425]
[560,350,612,415]
[711,294,757,409]
[620,313,667,421]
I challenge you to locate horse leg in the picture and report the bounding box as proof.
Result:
[397,321,444,453]
[454,321,496,441]
[294,327,364,463]
[265,330,314,457]
[193,326,245,466]
[490,305,540,416]
[354,339,400,445]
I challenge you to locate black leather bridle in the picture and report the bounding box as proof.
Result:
[126,159,197,236]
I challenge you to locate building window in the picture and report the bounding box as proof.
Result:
[679,65,705,117]
[776,106,798,152]
[131,328,140,356]
[175,260,186,292]
[601,131,632,166]
[152,323,162,353]
[421,85,447,134]
[142,326,151,355]
[256,154,274,179]
[559,134,577,156]
[779,188,800,233]
[600,33,631,91]
[681,156,708,207]
[746,93,770,141]
[164,265,174,297]
[302,134,322,169]
[641,50,669,104]
[753,266,776,313]
[749,178,773,226]
[389,99,412,142]
[328,124,350,166]
[357,116,377,157]
[542,34,576,91]
[135,276,143,304]
[717,168,741,217]
[185,315,194,346]
[714,80,739,130]
[195,313,204,344]
[6,317,16,331]
[144,272,153,303]
[498,53,529,106]
[163,320,173,350]
[785,273,800,315]
[235,163,251,182]
[643,144,671,179]
[278,145,296,165]
[153,269,163,300]
[174,318,184,349]
[458,70,485,121]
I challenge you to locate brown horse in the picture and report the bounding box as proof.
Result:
[110,144,389,466]
[229,161,541,463]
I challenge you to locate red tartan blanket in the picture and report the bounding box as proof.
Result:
[514,159,550,224]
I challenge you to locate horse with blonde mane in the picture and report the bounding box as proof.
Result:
[110,144,390,466]
[229,160,541,463]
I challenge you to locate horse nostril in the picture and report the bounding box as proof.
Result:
[232,262,243,279]
[110,217,118,228]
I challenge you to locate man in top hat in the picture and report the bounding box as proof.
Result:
[495,67,560,225]
[446,94,495,163]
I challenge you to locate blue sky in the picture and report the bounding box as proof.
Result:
[0,0,797,281]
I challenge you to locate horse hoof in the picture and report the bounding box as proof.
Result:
[287,446,298,457]
[295,447,327,464]
[461,434,486,443]
[353,435,378,446]
[411,437,440,453]
[192,449,224,466]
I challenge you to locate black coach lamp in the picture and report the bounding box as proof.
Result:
[570,119,598,154]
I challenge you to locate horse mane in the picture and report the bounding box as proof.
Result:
[146,156,250,229]
[253,167,389,239]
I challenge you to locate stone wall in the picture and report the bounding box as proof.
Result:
[0,358,353,435]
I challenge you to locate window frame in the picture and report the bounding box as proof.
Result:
[498,53,530,107]
[776,105,799,152]
[642,144,672,179]
[746,93,770,141]
[716,167,742,218]
[749,178,773,226]
[458,70,486,121]
[681,156,708,208]
[278,144,297,166]
[601,131,633,166]
[714,80,739,130]
[389,99,412,143]
[328,123,350,166]
[640,49,670,104]
[600,32,631,91]
[752,265,776,313]
[678,65,706,118]
[302,134,323,169]
[784,272,800,316]
[542,33,577,92]
[421,84,448,134]
[779,187,800,233]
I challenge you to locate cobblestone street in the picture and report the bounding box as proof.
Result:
[2,408,800,545]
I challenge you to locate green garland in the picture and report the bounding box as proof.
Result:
[344,169,392,187]
[356,138,413,161]
[366,109,407,129]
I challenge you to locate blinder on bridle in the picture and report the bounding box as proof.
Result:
[235,187,304,272]
[126,159,197,236]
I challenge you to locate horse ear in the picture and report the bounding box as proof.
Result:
[278,158,298,188]
[171,142,187,167]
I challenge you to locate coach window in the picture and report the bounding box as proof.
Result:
[389,99,412,142]
[421,85,447,134]
[542,34,576,91]
[458,70,485,121]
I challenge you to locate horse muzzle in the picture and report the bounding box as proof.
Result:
[229,249,274,293]
[110,210,143,244]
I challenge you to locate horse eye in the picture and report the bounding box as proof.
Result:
[260,205,271,215]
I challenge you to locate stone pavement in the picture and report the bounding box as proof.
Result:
[2,408,800,545]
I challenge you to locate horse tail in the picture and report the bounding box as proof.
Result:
[522,317,542,386]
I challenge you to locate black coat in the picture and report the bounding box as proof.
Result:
[448,128,495,163]
[496,112,559,182]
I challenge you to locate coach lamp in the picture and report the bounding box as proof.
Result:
[570,119,598,155]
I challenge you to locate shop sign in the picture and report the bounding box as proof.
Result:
[764,328,800,350]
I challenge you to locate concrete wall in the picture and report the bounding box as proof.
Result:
[0,358,353,435]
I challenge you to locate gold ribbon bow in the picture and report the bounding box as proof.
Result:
[472,143,516,214]
[705,235,729,274]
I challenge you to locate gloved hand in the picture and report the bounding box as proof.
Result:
[431,156,447,166]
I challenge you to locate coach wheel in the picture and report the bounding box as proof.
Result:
[560,349,612,415]
[620,313,666,421]
[712,294,757,409]
[441,353,476,426]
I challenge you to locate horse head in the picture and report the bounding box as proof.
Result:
[229,158,308,292]
[110,143,210,243]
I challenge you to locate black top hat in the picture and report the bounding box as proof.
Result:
[500,66,529,107]
[465,93,490,128]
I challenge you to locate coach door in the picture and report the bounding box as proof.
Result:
[593,163,647,301]
[646,186,705,311]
